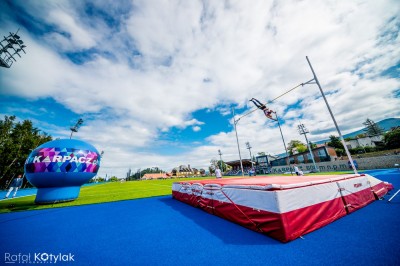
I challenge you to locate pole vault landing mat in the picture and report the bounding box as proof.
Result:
[172,174,393,243]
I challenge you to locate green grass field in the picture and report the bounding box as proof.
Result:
[0,176,216,213]
[0,172,353,214]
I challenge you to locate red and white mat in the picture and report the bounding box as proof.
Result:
[172,174,392,243]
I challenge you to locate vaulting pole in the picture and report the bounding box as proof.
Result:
[232,107,245,177]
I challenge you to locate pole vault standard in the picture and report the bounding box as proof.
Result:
[232,107,245,177]
[231,57,358,175]
[233,103,293,176]
[232,85,306,177]
[273,111,293,175]
[305,56,358,174]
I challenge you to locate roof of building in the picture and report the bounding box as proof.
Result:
[142,173,170,179]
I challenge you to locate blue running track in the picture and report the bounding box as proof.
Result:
[0,169,399,265]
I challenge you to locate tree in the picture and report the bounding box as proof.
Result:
[209,158,218,174]
[132,168,143,180]
[0,116,52,188]
[363,118,384,136]
[137,167,166,178]
[308,141,317,150]
[384,128,400,149]
[327,135,343,149]
[109,176,119,182]
[199,168,206,176]
[297,145,308,153]
[287,140,306,155]
[89,176,105,183]
[208,166,215,175]
[216,160,230,172]
[327,135,345,156]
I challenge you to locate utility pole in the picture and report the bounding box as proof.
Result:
[273,111,293,175]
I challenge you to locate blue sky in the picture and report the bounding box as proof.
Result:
[1,0,399,178]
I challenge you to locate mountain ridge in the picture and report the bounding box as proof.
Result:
[316,118,400,144]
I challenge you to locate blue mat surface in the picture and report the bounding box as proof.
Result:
[1,169,399,265]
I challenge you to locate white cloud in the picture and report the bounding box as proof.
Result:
[1,0,399,177]
[192,126,201,132]
[45,9,97,51]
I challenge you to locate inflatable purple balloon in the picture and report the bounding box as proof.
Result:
[24,139,101,204]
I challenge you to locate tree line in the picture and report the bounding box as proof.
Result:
[126,167,166,181]
[287,118,400,157]
[0,115,52,188]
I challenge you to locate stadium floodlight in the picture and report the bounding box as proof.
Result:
[218,149,223,171]
[69,118,84,139]
[0,29,27,68]
[298,123,319,172]
[245,142,253,166]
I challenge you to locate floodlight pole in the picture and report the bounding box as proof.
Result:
[0,29,27,68]
[246,142,253,166]
[298,124,319,172]
[218,149,223,171]
[69,118,84,139]
[306,56,358,174]
[69,130,76,139]
[232,107,245,177]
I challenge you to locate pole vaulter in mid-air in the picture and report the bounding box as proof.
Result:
[249,98,276,121]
